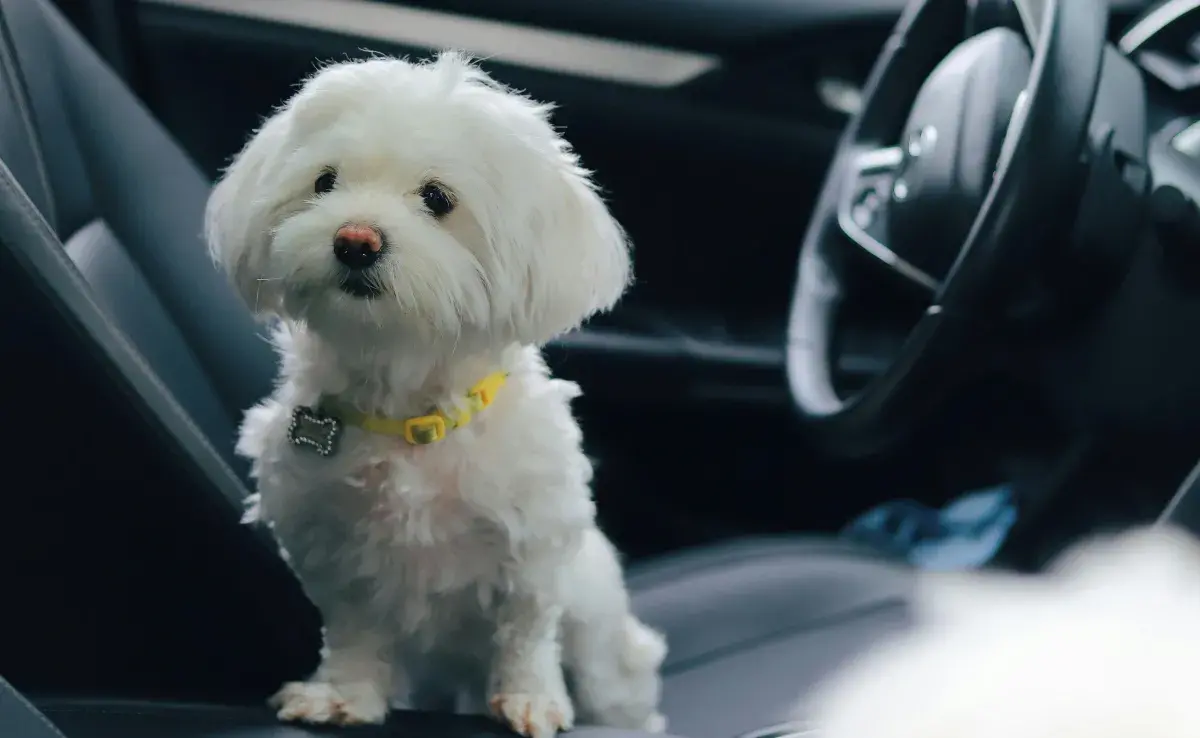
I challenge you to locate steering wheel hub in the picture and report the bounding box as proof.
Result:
[889,28,1032,281]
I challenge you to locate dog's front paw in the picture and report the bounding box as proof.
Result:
[488,692,575,738]
[270,680,388,726]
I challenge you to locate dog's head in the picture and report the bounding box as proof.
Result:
[205,53,630,349]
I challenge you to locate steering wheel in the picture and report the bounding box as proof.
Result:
[787,0,1107,457]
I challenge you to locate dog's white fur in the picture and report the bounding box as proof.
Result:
[205,52,665,737]
[806,526,1200,738]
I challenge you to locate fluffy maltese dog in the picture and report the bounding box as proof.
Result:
[204,52,666,737]
[805,525,1200,738]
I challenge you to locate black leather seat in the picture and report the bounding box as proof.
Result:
[0,1,914,736]
[28,543,911,738]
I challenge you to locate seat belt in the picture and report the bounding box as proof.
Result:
[0,676,70,738]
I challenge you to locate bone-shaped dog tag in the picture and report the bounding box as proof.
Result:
[287,406,341,457]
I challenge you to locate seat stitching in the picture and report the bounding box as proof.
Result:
[660,596,909,676]
[1,677,70,738]
[0,156,248,508]
[629,539,904,591]
[38,706,263,720]
[40,705,256,716]
[0,0,58,228]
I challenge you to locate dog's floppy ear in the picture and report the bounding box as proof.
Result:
[510,156,632,345]
[204,111,293,316]
[424,51,631,344]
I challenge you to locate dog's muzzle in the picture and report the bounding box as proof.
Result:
[333,223,386,297]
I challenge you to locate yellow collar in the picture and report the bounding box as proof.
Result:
[317,371,509,446]
[288,372,510,456]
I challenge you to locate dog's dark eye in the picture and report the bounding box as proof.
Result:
[314,169,337,195]
[419,181,455,218]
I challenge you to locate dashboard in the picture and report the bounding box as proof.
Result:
[323,0,1153,53]
[1063,0,1200,457]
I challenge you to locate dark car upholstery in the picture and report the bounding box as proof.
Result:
[0,0,914,736]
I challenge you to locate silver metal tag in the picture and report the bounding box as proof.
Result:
[287,406,341,457]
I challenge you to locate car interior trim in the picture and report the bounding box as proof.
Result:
[837,146,941,292]
[0,152,250,513]
[139,0,721,88]
[1158,455,1200,525]
[1118,0,1200,53]
[0,676,66,738]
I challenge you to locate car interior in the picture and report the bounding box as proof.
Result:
[4,0,1200,736]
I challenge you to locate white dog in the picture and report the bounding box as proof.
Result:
[204,52,666,738]
[805,525,1200,738]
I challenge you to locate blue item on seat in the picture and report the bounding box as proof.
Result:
[841,485,1017,570]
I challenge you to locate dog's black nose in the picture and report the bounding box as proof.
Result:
[333,224,383,270]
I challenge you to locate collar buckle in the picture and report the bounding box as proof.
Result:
[403,414,447,445]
